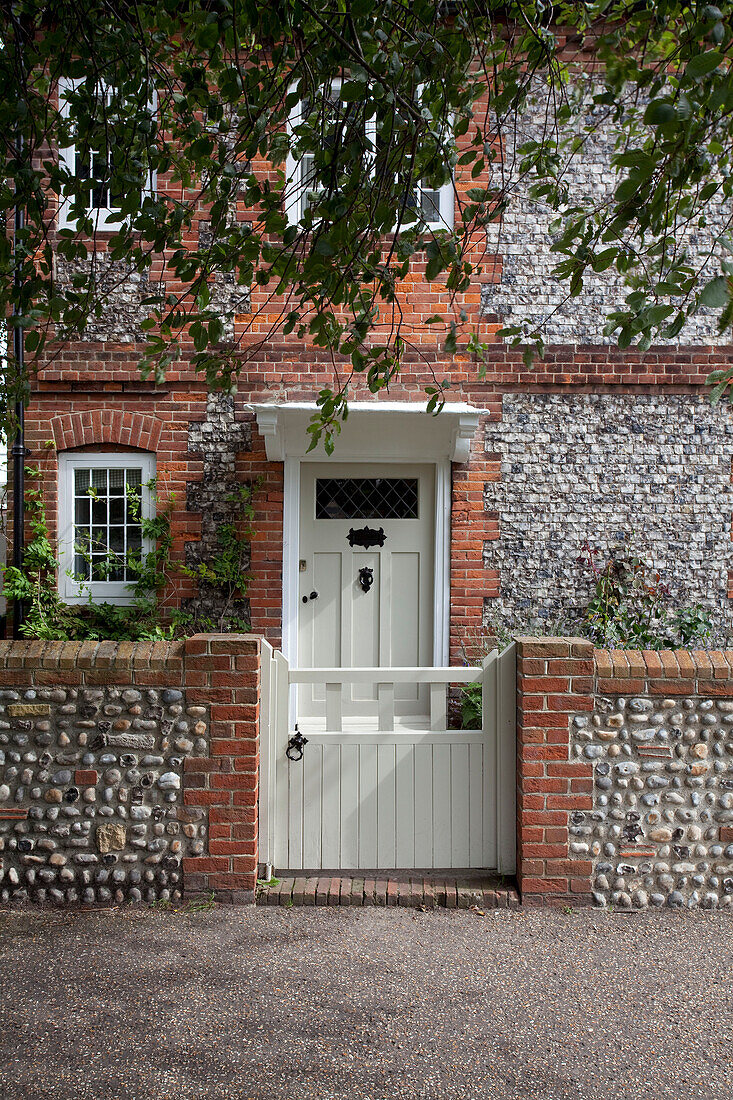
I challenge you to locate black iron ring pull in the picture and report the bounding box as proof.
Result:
[286,726,309,762]
[358,567,374,593]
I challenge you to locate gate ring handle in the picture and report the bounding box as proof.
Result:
[286,727,309,762]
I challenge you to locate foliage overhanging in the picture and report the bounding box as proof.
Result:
[4,1,733,448]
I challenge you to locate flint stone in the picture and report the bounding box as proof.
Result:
[94,733,156,751]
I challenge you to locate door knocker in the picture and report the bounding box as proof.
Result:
[358,566,374,593]
[286,726,309,762]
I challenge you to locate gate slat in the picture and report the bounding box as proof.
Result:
[429,683,446,731]
[413,745,432,868]
[326,683,342,731]
[468,742,484,868]
[340,744,359,868]
[378,683,395,731]
[302,743,322,869]
[432,743,452,868]
[450,743,470,867]
[376,744,396,867]
[358,744,378,867]
[288,750,304,871]
[321,744,341,867]
[395,742,415,868]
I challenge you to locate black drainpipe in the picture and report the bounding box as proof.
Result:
[10,11,26,638]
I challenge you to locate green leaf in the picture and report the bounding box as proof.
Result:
[340,80,367,102]
[686,51,722,80]
[699,276,730,308]
[643,100,677,125]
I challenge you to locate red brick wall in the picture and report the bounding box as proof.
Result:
[182,634,261,903]
[515,636,595,907]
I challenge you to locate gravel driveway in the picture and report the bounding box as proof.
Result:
[0,905,731,1100]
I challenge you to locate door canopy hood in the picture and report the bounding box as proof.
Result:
[249,401,482,463]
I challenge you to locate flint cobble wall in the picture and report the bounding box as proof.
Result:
[484,392,733,637]
[481,91,727,346]
[577,650,733,911]
[0,635,261,907]
[516,638,733,909]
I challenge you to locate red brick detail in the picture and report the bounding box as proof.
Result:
[515,636,595,907]
[180,633,261,901]
[51,411,162,452]
[74,770,98,786]
[449,417,496,663]
[595,647,733,697]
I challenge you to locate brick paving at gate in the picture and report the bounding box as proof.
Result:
[256,873,519,909]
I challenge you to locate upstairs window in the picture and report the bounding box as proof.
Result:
[57,77,156,231]
[376,84,454,231]
[285,79,376,223]
[58,452,156,604]
[285,80,453,230]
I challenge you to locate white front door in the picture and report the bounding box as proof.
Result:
[297,463,435,718]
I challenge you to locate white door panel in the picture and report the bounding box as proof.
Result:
[298,463,435,718]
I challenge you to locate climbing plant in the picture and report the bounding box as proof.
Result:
[1,465,257,640]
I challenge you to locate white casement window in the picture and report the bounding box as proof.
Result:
[58,452,156,604]
[57,77,156,231]
[285,79,377,224]
[285,80,453,230]
[402,84,454,231]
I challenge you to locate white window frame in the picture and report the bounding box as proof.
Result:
[57,77,157,232]
[58,451,156,605]
[284,79,377,225]
[284,80,453,230]
[404,84,454,231]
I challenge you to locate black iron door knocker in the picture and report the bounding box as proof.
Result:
[286,725,309,761]
[358,566,374,593]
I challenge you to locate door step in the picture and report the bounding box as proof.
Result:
[256,873,519,909]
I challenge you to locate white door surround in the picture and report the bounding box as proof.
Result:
[249,401,481,668]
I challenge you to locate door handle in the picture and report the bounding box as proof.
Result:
[301,590,319,603]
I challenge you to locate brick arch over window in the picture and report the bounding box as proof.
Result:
[51,411,162,452]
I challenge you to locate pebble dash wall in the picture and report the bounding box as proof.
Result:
[516,637,733,909]
[0,635,261,907]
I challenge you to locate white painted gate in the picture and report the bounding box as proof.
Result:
[259,643,516,873]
